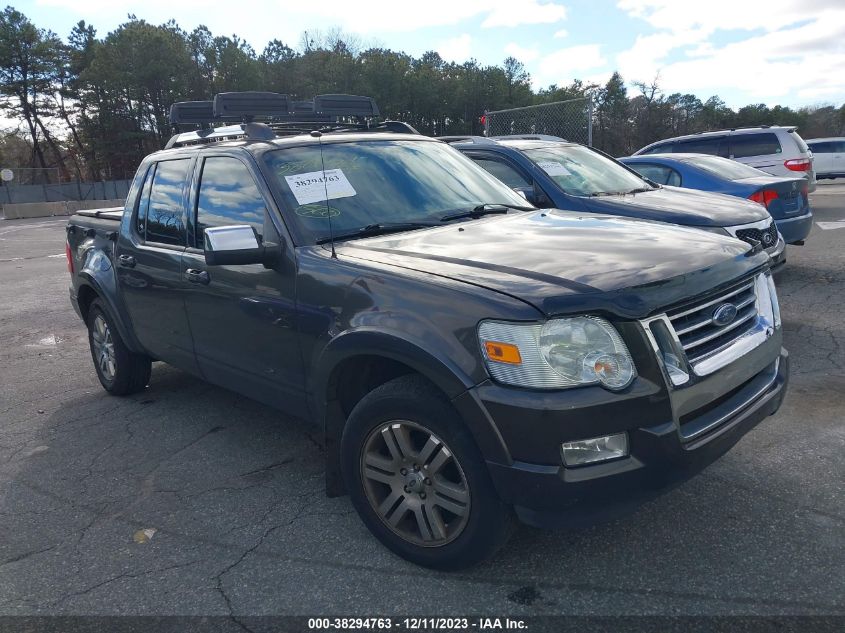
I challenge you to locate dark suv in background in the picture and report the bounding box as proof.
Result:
[448,136,786,269]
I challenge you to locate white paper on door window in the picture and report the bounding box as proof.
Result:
[284,169,357,206]
[536,160,572,176]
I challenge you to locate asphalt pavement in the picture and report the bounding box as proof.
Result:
[0,185,843,618]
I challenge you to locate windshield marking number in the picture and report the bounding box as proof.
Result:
[284,169,357,206]
[536,161,572,177]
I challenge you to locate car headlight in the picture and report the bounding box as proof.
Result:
[757,271,782,329]
[478,316,636,390]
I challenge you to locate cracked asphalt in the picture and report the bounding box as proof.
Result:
[0,185,843,618]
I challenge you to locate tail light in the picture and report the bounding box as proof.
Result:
[748,189,779,208]
[65,241,74,274]
[784,158,811,171]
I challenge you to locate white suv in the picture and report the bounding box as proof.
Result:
[634,126,817,191]
[806,137,845,180]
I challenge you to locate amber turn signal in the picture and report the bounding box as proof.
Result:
[483,341,522,364]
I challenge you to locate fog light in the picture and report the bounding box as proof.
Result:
[561,433,628,467]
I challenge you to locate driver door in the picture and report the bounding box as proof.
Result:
[180,154,307,417]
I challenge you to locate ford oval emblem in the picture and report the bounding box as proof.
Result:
[712,303,738,327]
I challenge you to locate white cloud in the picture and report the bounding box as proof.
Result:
[553,29,568,39]
[536,44,606,88]
[504,43,540,62]
[482,1,567,28]
[616,0,841,34]
[437,34,473,62]
[38,0,566,33]
[616,0,845,104]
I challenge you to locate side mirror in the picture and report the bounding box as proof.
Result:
[204,225,274,266]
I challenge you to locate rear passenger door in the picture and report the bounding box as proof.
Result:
[180,154,308,416]
[116,157,199,374]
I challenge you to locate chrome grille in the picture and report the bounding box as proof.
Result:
[666,277,759,365]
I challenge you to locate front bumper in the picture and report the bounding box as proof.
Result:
[767,235,786,271]
[775,210,813,245]
[473,345,789,529]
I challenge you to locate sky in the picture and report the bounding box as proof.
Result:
[15,0,845,109]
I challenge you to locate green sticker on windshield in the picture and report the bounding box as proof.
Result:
[295,203,341,218]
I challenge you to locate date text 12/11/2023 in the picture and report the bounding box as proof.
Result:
[307,617,528,630]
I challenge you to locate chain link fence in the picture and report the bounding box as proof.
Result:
[0,167,61,185]
[484,97,593,145]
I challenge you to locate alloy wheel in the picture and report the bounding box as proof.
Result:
[91,314,116,381]
[360,420,471,547]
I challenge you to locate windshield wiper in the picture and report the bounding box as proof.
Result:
[440,202,533,223]
[589,187,654,197]
[315,222,438,245]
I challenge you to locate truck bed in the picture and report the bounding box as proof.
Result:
[75,207,124,220]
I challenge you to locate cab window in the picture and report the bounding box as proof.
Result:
[195,157,267,248]
[145,159,191,246]
[630,163,681,186]
[135,164,155,237]
[471,157,532,188]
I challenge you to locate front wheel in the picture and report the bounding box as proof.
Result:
[87,298,151,395]
[341,375,512,569]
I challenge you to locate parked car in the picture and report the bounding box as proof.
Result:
[66,93,788,569]
[805,137,845,179]
[633,126,816,192]
[447,136,786,269]
[620,153,812,245]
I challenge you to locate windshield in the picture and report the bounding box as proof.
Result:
[264,140,531,244]
[685,155,768,180]
[523,145,650,196]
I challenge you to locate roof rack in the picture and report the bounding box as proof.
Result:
[491,134,566,142]
[165,92,400,149]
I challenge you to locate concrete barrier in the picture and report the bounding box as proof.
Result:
[1,199,124,220]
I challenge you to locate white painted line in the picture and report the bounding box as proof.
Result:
[47,254,66,258]
[816,221,845,230]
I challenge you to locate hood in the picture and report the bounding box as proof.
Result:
[583,185,769,227]
[338,209,768,318]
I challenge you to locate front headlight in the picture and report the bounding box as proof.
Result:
[478,316,636,390]
[757,271,782,329]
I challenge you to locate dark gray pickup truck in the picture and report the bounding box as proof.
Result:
[65,93,789,569]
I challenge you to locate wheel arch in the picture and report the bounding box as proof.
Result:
[315,330,510,496]
[76,274,144,354]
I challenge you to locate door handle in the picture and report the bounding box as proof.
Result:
[118,254,136,268]
[185,268,210,285]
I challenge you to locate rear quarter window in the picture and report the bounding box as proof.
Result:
[730,133,782,158]
[145,158,191,246]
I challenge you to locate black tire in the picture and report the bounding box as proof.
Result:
[86,298,151,395]
[341,374,512,569]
